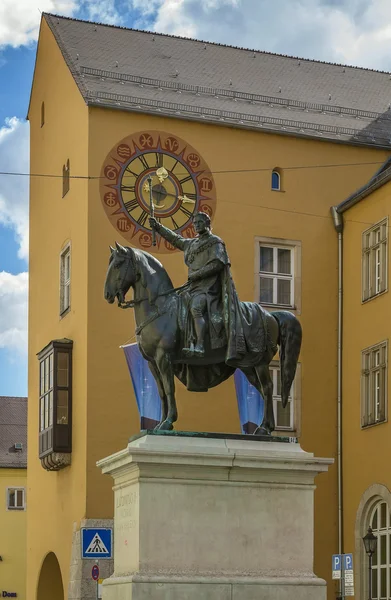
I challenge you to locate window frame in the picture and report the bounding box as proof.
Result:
[361,340,388,428]
[255,236,302,313]
[368,500,391,599]
[6,487,26,511]
[60,243,71,317]
[269,362,298,432]
[271,169,281,191]
[362,217,388,303]
[37,339,73,460]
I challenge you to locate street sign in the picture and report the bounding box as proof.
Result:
[343,553,353,573]
[91,565,100,581]
[82,528,113,559]
[332,554,342,579]
[345,586,354,597]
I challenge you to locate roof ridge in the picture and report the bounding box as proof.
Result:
[44,12,391,76]
[0,396,27,400]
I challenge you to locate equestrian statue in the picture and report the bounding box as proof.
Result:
[104,211,302,435]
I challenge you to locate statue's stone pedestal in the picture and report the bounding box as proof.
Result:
[97,432,332,600]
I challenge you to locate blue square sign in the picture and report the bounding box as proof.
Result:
[82,528,113,559]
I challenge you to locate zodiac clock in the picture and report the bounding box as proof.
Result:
[100,130,217,253]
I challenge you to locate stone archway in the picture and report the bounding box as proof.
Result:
[37,552,64,600]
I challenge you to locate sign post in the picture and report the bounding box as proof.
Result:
[332,553,354,599]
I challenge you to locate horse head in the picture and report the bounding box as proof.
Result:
[104,242,137,305]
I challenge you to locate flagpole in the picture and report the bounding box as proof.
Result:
[148,175,156,246]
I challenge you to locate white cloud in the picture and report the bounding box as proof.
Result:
[0,1,77,48]
[130,0,391,71]
[0,117,29,260]
[79,0,121,25]
[0,271,28,353]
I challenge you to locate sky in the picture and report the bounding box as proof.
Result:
[2,0,391,397]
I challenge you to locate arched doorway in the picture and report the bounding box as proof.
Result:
[37,552,64,600]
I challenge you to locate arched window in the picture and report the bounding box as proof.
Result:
[271,169,281,191]
[369,501,391,599]
[62,159,70,197]
[41,102,45,127]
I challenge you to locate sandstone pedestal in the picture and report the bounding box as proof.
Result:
[97,432,332,600]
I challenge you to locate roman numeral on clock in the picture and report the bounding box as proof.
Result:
[171,216,179,230]
[138,210,149,227]
[179,205,193,219]
[155,153,163,167]
[179,174,193,185]
[124,198,139,212]
[138,155,149,170]
[121,185,135,193]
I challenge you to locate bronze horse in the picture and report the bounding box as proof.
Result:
[104,243,302,435]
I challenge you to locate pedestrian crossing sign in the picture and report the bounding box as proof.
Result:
[82,528,113,559]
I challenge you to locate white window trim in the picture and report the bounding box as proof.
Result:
[270,360,301,436]
[60,242,71,317]
[362,217,388,303]
[6,487,26,511]
[254,236,302,314]
[361,340,388,429]
[271,170,281,191]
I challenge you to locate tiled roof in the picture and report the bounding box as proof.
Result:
[0,397,27,469]
[41,13,391,149]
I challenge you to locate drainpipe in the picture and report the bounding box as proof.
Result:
[331,205,344,560]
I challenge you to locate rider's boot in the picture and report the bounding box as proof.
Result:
[193,316,206,356]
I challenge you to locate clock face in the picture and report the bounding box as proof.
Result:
[100,131,217,253]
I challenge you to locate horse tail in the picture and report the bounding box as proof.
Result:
[272,311,302,408]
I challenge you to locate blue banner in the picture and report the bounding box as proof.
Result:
[234,370,264,434]
[122,343,161,429]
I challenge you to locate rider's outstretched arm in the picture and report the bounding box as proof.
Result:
[152,221,189,251]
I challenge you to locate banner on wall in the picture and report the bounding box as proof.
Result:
[122,342,263,434]
[234,370,264,434]
[122,343,162,430]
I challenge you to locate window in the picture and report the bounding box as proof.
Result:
[258,244,294,307]
[60,244,71,315]
[270,365,294,430]
[363,218,388,301]
[362,341,387,427]
[271,169,281,191]
[62,159,70,197]
[38,339,73,463]
[369,501,391,599]
[7,488,25,510]
[41,102,45,127]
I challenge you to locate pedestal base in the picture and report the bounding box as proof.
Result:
[97,432,332,600]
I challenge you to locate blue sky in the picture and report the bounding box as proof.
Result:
[1,0,391,397]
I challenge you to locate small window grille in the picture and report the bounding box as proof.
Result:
[60,245,71,315]
[62,159,70,197]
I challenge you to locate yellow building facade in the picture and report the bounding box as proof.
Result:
[28,13,391,600]
[0,397,27,600]
[335,164,391,600]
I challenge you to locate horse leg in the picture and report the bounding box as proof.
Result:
[154,349,177,431]
[148,361,168,429]
[253,365,275,436]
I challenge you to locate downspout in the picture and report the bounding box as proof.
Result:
[331,206,344,559]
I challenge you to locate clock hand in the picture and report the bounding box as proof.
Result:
[142,181,196,206]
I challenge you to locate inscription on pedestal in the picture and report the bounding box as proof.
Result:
[114,485,139,574]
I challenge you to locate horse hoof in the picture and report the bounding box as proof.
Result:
[156,420,174,431]
[254,426,271,436]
